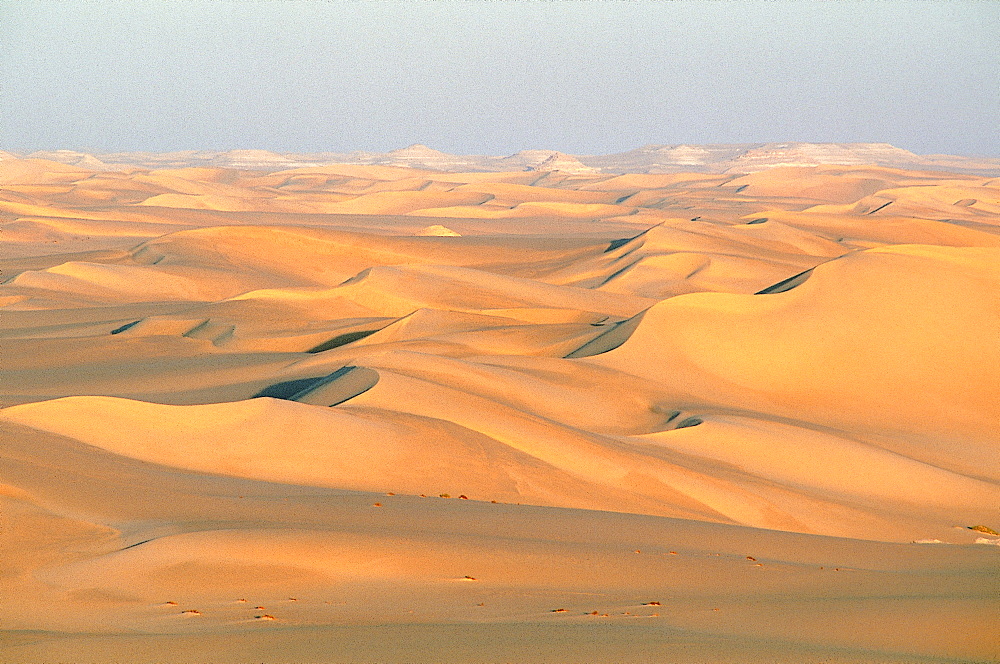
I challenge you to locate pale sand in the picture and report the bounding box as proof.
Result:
[1,156,998,663]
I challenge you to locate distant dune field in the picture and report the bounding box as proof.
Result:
[1,152,998,663]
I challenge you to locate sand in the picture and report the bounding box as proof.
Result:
[1,155,998,663]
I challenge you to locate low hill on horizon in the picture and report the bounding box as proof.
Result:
[8,142,1000,176]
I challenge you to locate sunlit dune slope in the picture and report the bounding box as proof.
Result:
[588,244,1000,457]
[2,156,1000,663]
[2,419,997,663]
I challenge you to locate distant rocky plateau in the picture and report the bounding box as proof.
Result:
[6,142,1000,176]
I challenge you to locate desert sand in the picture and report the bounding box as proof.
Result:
[1,152,998,663]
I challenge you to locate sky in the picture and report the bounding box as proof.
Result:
[1,0,998,157]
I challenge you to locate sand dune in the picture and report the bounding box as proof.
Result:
[589,245,1000,457]
[2,156,999,663]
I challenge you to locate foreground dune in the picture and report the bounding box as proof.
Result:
[1,155,998,663]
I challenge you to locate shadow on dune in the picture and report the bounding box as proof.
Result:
[110,320,141,334]
[253,366,379,405]
[754,267,815,294]
[565,310,647,358]
[306,329,379,353]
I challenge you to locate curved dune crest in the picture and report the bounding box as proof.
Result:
[138,193,262,211]
[1,394,739,520]
[631,414,999,509]
[332,263,655,318]
[0,395,577,501]
[9,261,269,302]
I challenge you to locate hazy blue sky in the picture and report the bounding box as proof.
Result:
[2,1,998,156]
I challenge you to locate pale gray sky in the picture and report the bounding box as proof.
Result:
[2,0,998,156]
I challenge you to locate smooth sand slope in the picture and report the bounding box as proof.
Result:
[1,156,998,663]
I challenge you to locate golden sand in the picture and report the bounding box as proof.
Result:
[0,156,998,663]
